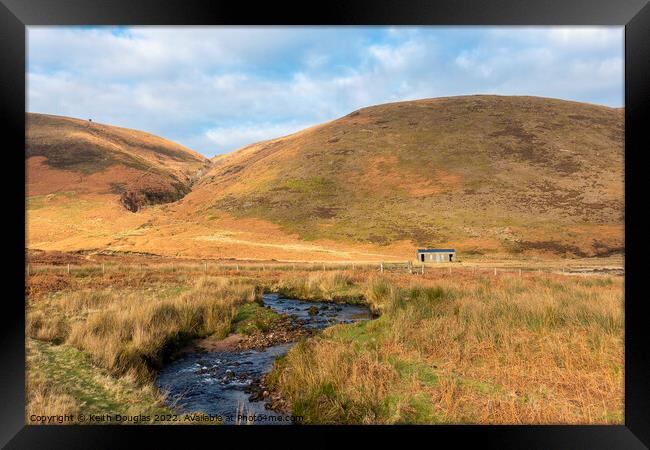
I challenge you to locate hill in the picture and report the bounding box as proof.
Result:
[178,95,624,258]
[26,113,210,211]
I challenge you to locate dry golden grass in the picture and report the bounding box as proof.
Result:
[27,369,80,422]
[26,338,173,424]
[28,275,261,382]
[26,113,206,178]
[26,261,624,424]
[267,272,624,424]
[273,271,362,302]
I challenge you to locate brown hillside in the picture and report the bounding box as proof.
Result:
[179,95,624,257]
[26,113,210,211]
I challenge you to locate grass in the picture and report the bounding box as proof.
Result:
[281,177,338,195]
[27,112,206,174]
[266,272,624,424]
[26,191,78,211]
[28,275,261,382]
[26,271,264,423]
[26,338,172,424]
[26,263,624,425]
[273,271,365,303]
[232,302,281,335]
[200,96,623,256]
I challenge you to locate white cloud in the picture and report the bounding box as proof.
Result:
[369,40,427,72]
[204,121,315,152]
[548,27,622,49]
[27,26,624,157]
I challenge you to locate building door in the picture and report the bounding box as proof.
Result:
[420,254,425,262]
[449,254,453,262]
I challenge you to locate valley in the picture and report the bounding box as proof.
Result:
[26,95,624,262]
[24,95,625,425]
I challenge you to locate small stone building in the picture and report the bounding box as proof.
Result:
[416,248,456,262]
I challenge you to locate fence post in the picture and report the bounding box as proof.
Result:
[204,262,207,273]
[102,263,105,275]
[380,262,384,273]
[449,266,452,274]
[494,268,497,276]
[421,264,424,275]
[27,264,30,276]
[67,263,70,274]
[519,268,522,277]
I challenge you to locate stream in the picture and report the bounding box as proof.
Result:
[155,293,372,425]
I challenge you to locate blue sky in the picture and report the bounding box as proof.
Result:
[27,26,623,157]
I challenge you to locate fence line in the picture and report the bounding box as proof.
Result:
[25,261,592,277]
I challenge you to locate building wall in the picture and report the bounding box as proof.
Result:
[417,252,455,262]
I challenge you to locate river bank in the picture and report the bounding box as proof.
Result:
[155,294,373,424]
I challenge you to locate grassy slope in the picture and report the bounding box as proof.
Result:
[25,113,214,255]
[183,95,623,257]
[26,113,209,202]
[26,96,624,260]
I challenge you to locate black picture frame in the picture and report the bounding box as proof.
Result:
[2,0,648,447]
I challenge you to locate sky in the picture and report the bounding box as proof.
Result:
[27,26,624,157]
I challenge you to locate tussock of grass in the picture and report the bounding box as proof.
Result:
[27,310,69,344]
[365,277,394,314]
[29,276,261,382]
[274,271,363,303]
[232,303,281,335]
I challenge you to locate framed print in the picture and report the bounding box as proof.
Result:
[2,0,649,447]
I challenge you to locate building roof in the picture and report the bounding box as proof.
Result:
[417,248,456,253]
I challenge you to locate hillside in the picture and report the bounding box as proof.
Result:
[26,113,210,211]
[178,95,624,258]
[26,97,624,260]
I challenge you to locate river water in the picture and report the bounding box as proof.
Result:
[155,293,372,424]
